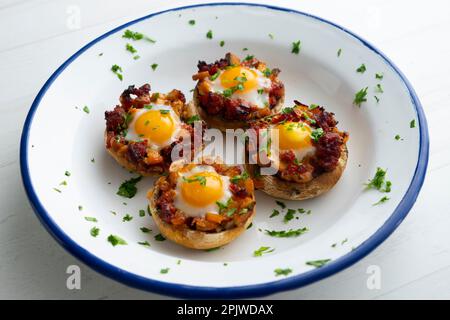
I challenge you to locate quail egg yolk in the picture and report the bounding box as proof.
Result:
[220,66,258,93]
[134,110,175,145]
[180,172,225,207]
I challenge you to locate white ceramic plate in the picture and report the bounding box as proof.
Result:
[20,3,428,298]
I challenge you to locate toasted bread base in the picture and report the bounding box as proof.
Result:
[192,87,284,132]
[247,145,348,200]
[148,177,255,250]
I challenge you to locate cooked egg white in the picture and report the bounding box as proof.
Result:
[205,66,272,109]
[125,104,181,150]
[174,165,232,218]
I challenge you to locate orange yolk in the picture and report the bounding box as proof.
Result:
[180,172,224,207]
[134,110,175,145]
[275,121,312,150]
[220,66,258,93]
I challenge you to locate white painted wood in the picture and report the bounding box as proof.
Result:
[0,0,449,299]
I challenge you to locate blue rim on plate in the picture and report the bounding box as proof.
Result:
[20,2,429,299]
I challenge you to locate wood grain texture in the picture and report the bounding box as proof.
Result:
[0,0,449,299]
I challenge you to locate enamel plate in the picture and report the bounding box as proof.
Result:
[20,3,429,298]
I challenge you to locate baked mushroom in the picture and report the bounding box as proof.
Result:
[246,101,349,200]
[148,158,255,249]
[191,53,285,131]
[104,84,203,176]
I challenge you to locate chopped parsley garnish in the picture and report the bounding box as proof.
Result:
[356,64,366,73]
[337,48,342,57]
[243,54,254,61]
[107,234,127,246]
[60,181,67,186]
[263,68,271,77]
[410,119,416,128]
[242,47,248,51]
[310,128,324,142]
[84,216,97,222]
[216,199,236,217]
[375,83,384,93]
[246,222,252,229]
[65,171,71,177]
[160,268,170,274]
[206,30,213,39]
[138,241,151,247]
[306,259,331,268]
[257,89,264,95]
[354,87,368,107]
[140,227,152,233]
[139,209,145,217]
[151,63,158,71]
[188,19,196,25]
[210,71,220,81]
[265,228,308,238]
[159,110,170,115]
[375,73,384,80]
[283,209,297,223]
[291,40,301,54]
[183,175,207,186]
[230,172,249,183]
[373,196,390,206]
[395,134,401,140]
[90,227,100,237]
[133,55,140,60]
[309,104,319,110]
[78,205,83,211]
[91,158,95,163]
[177,260,181,265]
[274,268,292,276]
[222,88,232,98]
[365,167,391,192]
[82,106,90,114]
[281,107,294,114]
[111,64,123,81]
[122,29,143,40]
[268,33,274,39]
[125,43,137,54]
[219,40,225,47]
[117,176,142,198]
[253,246,274,257]
[270,209,280,218]
[374,95,380,103]
[122,29,155,43]
[154,234,166,241]
[122,214,133,222]
[186,115,201,124]
[275,200,286,209]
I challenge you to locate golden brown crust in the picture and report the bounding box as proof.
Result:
[247,144,348,200]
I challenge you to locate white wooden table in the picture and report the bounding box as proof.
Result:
[1,0,449,299]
